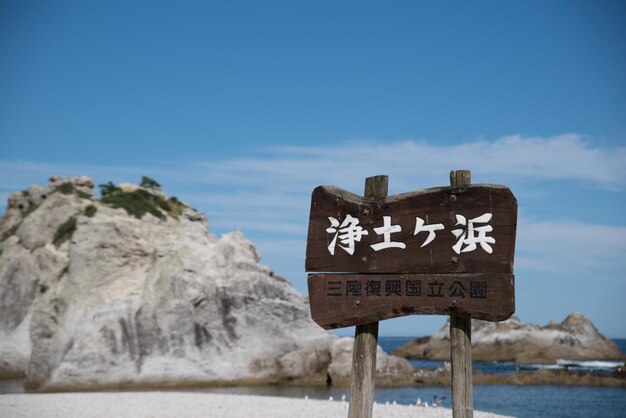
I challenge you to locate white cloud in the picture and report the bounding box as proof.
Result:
[2,134,624,193]
[189,134,626,192]
[1,134,624,284]
[516,219,626,279]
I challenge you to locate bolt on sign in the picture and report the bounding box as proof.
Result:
[306,183,517,329]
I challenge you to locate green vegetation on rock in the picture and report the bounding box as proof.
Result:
[84,205,98,218]
[56,182,90,199]
[1,224,20,241]
[166,196,185,217]
[24,202,39,217]
[99,181,120,197]
[59,265,69,278]
[139,176,161,189]
[56,182,76,195]
[53,216,77,247]
[102,189,167,219]
[99,180,185,219]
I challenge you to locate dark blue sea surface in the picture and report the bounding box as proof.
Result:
[374,336,626,417]
[1,337,624,417]
[198,383,626,418]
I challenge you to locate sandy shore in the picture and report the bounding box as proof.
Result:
[0,392,513,418]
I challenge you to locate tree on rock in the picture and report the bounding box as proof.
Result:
[140,176,161,189]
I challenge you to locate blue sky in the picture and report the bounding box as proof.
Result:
[1,1,625,337]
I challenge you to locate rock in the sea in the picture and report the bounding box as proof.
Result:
[0,176,415,390]
[393,315,624,363]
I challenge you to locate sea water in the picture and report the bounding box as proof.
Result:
[373,337,626,418]
[201,337,626,417]
[1,337,624,417]
[188,382,625,418]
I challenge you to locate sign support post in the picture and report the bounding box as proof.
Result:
[306,170,517,418]
[348,175,388,418]
[450,170,473,418]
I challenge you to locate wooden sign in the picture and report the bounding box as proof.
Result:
[306,185,517,274]
[305,182,517,329]
[308,273,514,329]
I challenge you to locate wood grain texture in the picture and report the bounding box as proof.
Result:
[348,175,386,418]
[451,315,473,418]
[450,169,474,418]
[450,170,471,188]
[307,273,514,329]
[363,175,388,200]
[347,321,378,418]
[305,184,517,274]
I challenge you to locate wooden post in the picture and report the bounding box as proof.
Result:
[450,169,473,418]
[348,175,388,418]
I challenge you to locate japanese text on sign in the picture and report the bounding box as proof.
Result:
[326,213,495,256]
[326,278,489,299]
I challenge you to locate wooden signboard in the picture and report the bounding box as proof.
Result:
[306,185,516,274]
[306,183,517,329]
[308,273,514,329]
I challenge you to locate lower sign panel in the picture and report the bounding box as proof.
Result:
[307,273,514,329]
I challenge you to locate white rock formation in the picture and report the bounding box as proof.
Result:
[0,177,414,390]
[393,314,624,363]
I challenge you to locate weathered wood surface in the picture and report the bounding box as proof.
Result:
[307,273,514,329]
[450,169,474,418]
[348,321,378,418]
[451,315,473,418]
[348,175,386,418]
[305,184,517,274]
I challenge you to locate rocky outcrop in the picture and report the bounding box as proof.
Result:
[0,176,415,391]
[393,315,624,363]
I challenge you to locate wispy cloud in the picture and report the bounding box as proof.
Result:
[516,219,626,280]
[190,134,626,192]
[187,135,626,247]
[2,134,624,193]
[1,134,624,285]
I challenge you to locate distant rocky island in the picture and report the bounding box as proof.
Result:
[393,314,624,363]
[0,176,624,391]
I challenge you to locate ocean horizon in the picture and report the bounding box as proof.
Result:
[1,337,624,418]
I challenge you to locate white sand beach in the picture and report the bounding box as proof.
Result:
[0,392,513,418]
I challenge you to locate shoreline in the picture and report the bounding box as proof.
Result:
[0,391,513,418]
[1,365,624,396]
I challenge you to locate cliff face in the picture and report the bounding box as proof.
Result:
[393,315,624,363]
[0,177,414,391]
